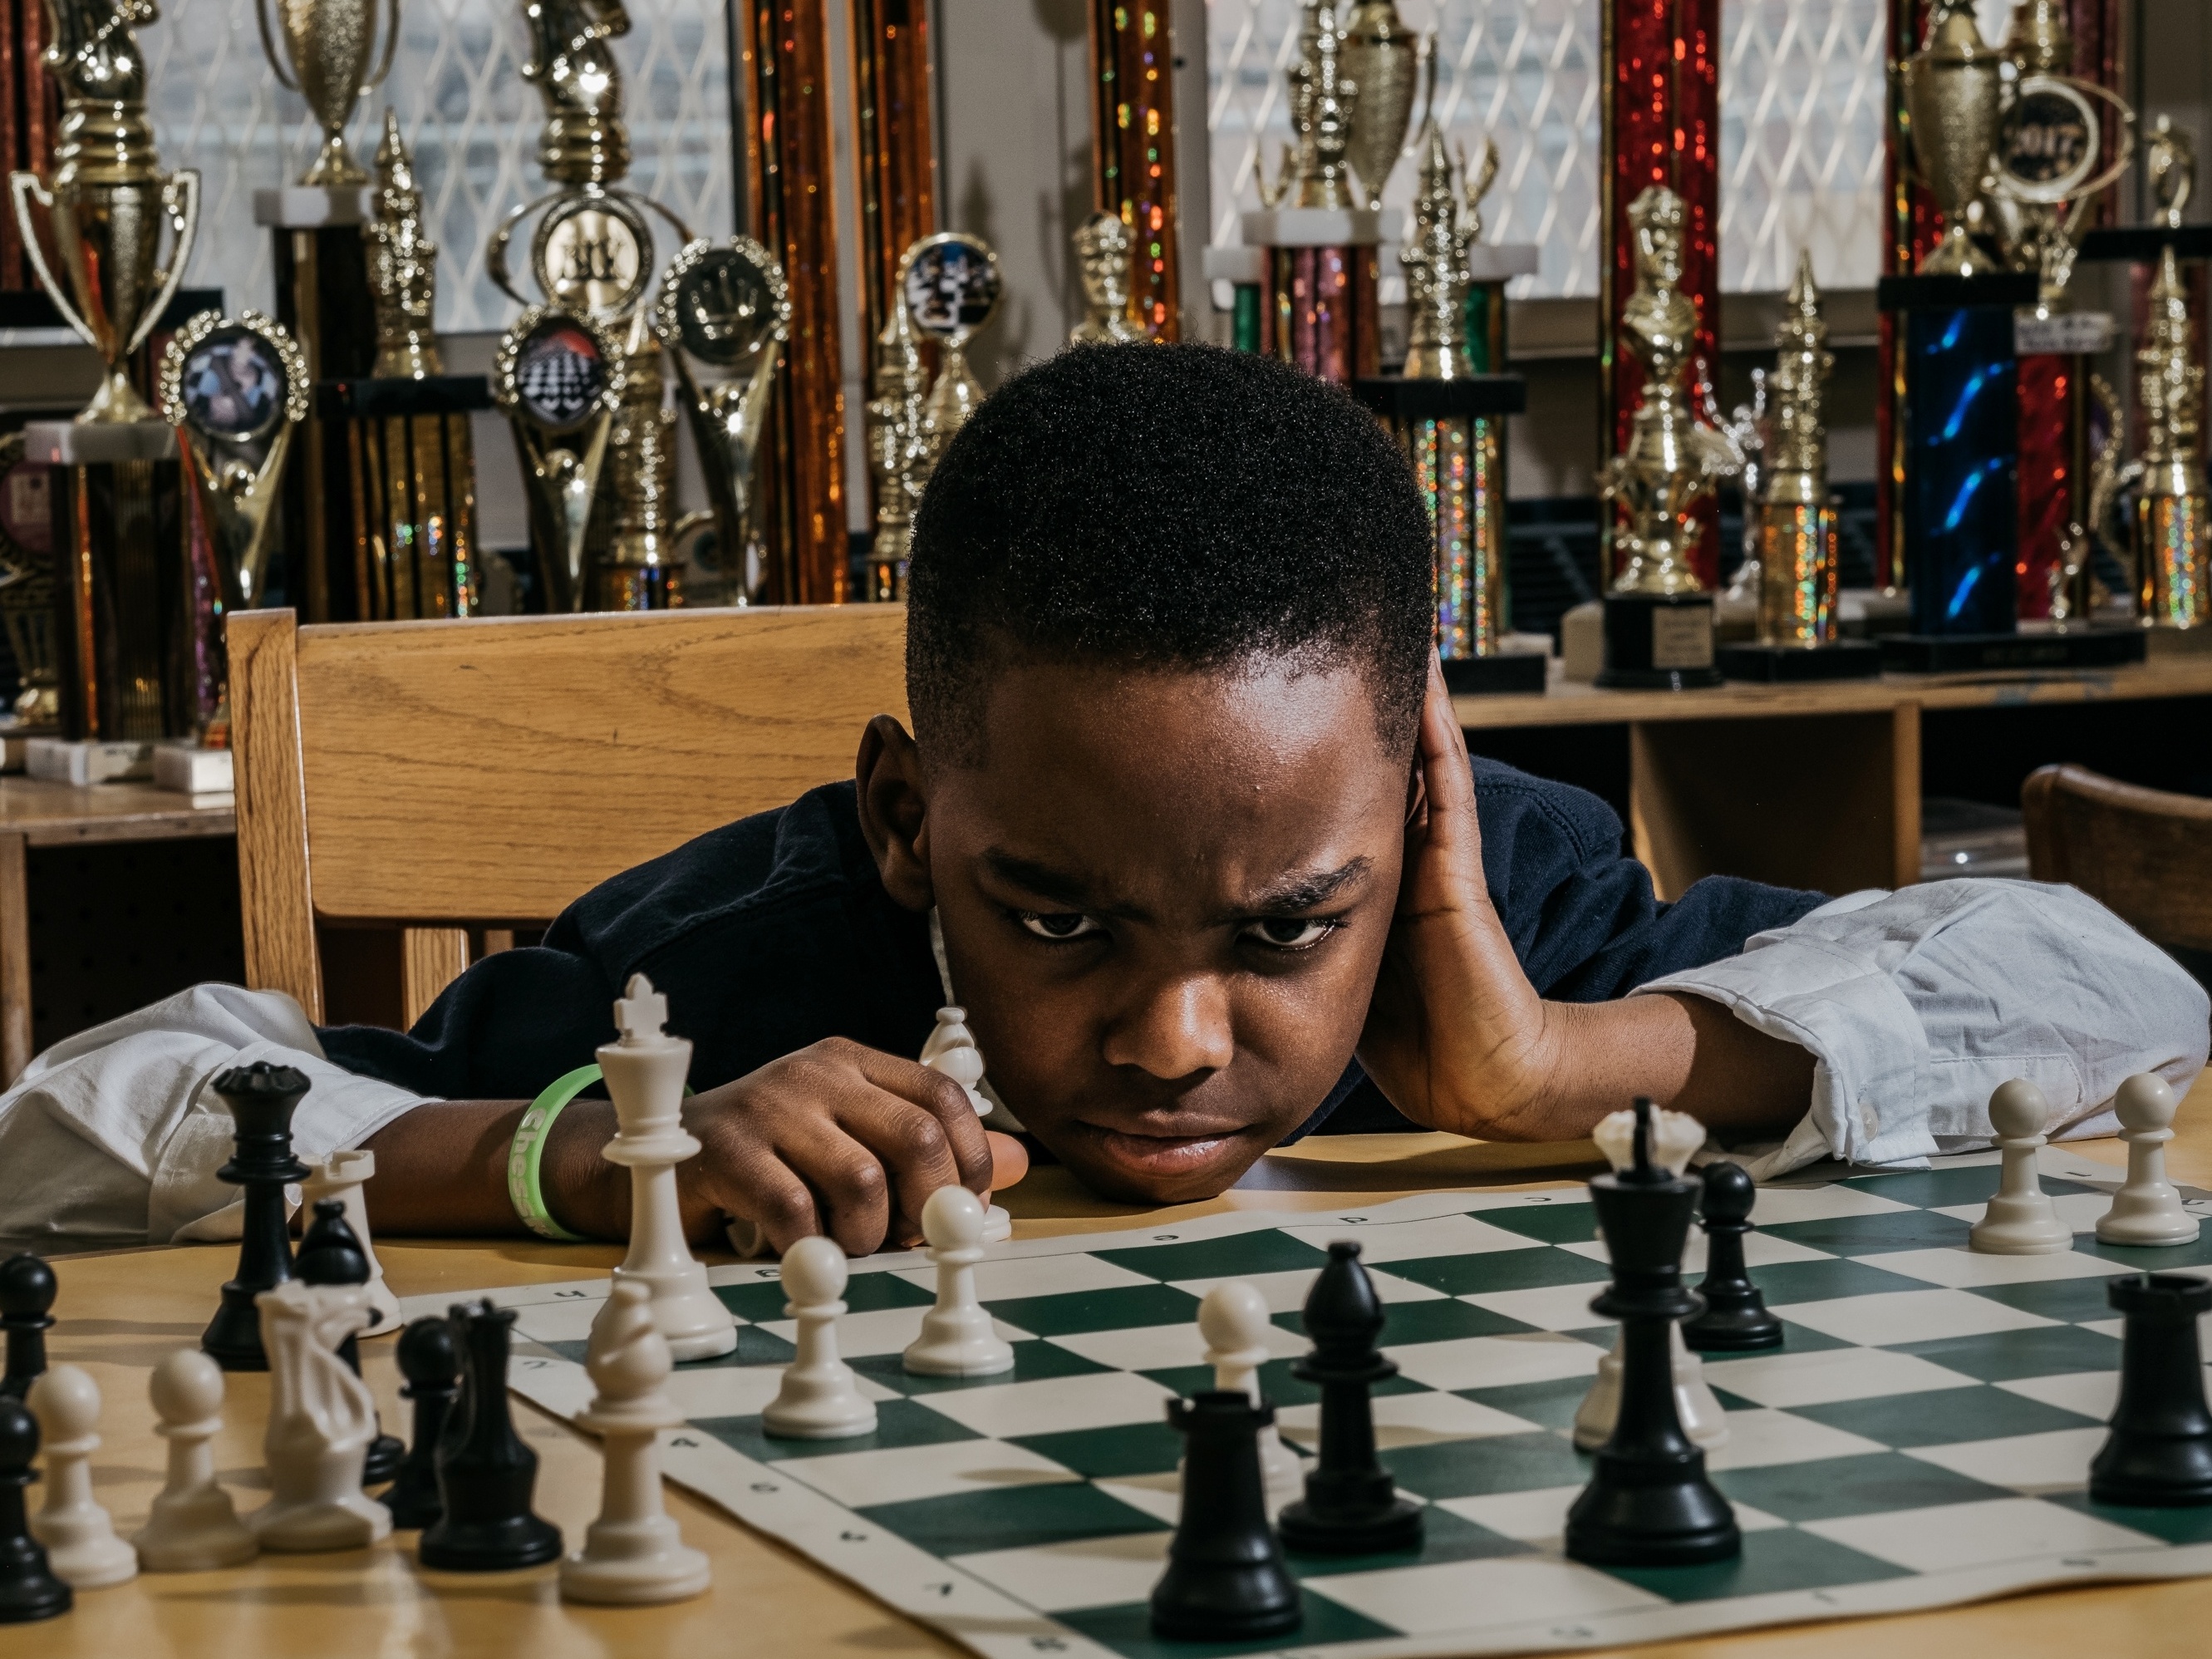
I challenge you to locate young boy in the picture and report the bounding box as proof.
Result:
[2,346,2205,1255]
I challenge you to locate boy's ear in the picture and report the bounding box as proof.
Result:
[856,714,935,912]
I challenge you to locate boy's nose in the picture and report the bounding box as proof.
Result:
[1100,972,1236,1081]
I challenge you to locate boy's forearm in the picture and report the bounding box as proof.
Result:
[361,1098,625,1238]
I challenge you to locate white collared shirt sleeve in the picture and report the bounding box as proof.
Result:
[0,983,430,1250]
[1632,879,2211,1180]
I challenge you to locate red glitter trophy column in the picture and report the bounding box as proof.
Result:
[1089,0,1179,339]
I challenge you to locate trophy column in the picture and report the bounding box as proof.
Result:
[1086,0,1180,338]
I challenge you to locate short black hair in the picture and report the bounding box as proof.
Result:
[906,343,1433,763]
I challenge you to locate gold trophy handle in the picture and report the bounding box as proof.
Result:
[365,0,402,93]
[126,171,201,358]
[7,173,97,352]
[253,0,302,92]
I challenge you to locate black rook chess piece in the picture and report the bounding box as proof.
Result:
[2088,1273,2212,1507]
[200,1063,313,1371]
[0,1397,71,1624]
[1682,1163,1782,1352]
[1150,1391,1302,1642]
[1565,1099,1742,1568]
[419,1302,563,1570]
[296,1200,406,1485]
[1276,1241,1423,1555]
[0,1255,57,1402]
[383,1317,464,1529]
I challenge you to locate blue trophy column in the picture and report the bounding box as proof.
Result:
[1905,301,2018,636]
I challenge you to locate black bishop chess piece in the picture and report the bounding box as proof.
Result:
[2088,1273,2212,1507]
[296,1199,406,1485]
[200,1063,313,1371]
[0,1396,71,1624]
[0,1254,57,1402]
[1150,1391,1303,1642]
[419,1301,563,1570]
[383,1316,464,1529]
[1682,1162,1782,1352]
[1276,1241,1423,1555]
[1565,1098,1742,1568]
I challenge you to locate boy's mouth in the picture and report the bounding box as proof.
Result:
[1077,1120,1252,1179]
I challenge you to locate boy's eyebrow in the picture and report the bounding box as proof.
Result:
[1239,857,1374,914]
[977,851,1374,918]
[981,849,1113,910]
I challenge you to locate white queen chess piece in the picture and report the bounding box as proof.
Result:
[2096,1074,2200,1248]
[1969,1079,2073,1255]
[763,1236,877,1439]
[250,1280,394,1551]
[25,1365,138,1587]
[1199,1281,1303,1493]
[132,1351,257,1571]
[601,975,740,1361]
[902,1186,1015,1377]
[301,1149,401,1337]
[559,1279,712,1604]
[919,1007,1013,1243]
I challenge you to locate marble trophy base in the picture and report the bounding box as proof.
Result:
[1716,641,1883,682]
[1440,653,1547,695]
[1878,630,2146,674]
[1596,593,1722,691]
[24,736,155,785]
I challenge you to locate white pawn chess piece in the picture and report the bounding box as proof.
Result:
[1198,1281,1302,1494]
[1970,1078,2073,1254]
[902,1187,1015,1377]
[25,1364,138,1587]
[301,1149,401,1337]
[2096,1074,2200,1247]
[133,1351,257,1571]
[560,1279,712,1604]
[249,1280,394,1551]
[601,975,739,1361]
[920,1007,1013,1244]
[763,1236,877,1439]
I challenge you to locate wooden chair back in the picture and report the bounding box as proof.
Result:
[2021,762,2212,953]
[229,605,909,1027]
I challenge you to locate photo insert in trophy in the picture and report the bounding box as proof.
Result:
[494,303,627,613]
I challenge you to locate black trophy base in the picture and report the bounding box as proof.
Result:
[1277,1494,1424,1556]
[416,1514,564,1573]
[201,1286,272,1372]
[1564,1465,1743,1568]
[1441,652,1547,696]
[1717,641,1884,682]
[1595,592,1723,691]
[1880,630,2147,674]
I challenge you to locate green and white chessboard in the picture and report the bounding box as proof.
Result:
[410,1148,2212,1658]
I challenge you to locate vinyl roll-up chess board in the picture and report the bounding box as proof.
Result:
[409,1149,2212,1659]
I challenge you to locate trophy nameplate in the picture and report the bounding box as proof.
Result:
[494,304,627,613]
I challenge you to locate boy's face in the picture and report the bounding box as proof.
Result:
[883,656,1410,1204]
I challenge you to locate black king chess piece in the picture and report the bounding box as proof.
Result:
[1276,1241,1423,1554]
[1565,1098,1742,1567]
[419,1301,563,1570]
[0,1397,71,1624]
[200,1063,313,1371]
[383,1316,464,1529]
[1682,1162,1782,1352]
[0,1255,57,1401]
[296,1199,406,1485]
[1150,1391,1303,1642]
[2088,1273,2212,1507]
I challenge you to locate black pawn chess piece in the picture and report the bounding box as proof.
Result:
[419,1301,563,1570]
[200,1063,312,1371]
[1276,1241,1423,1555]
[0,1254,56,1402]
[383,1317,463,1529]
[0,1397,71,1624]
[2088,1273,2212,1507]
[1565,1098,1742,1568]
[295,1199,406,1485]
[1683,1162,1782,1352]
[1150,1391,1302,1642]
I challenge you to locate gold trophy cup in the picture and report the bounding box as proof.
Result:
[1340,0,1415,209]
[1898,1,2006,277]
[256,0,401,185]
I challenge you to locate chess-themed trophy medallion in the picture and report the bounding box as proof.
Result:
[1070,211,1143,345]
[1595,187,1738,690]
[2123,248,2210,631]
[902,232,1002,487]
[864,265,928,602]
[1897,2,2005,278]
[1340,0,1415,210]
[651,237,789,607]
[256,0,399,186]
[493,304,627,614]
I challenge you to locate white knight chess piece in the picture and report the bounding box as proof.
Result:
[133,1350,258,1571]
[250,1280,394,1551]
[26,1365,138,1587]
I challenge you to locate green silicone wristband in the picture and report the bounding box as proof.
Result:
[508,1063,601,1242]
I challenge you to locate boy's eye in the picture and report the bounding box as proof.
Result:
[1017,911,1104,941]
[1242,917,1337,950]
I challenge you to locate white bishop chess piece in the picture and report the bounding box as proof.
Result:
[301,1149,401,1337]
[920,1007,1013,1243]
[1573,1105,1728,1452]
[902,1186,1015,1377]
[1198,1281,1303,1494]
[1969,1079,2073,1255]
[602,975,739,1361]
[26,1364,138,1587]
[763,1236,877,1439]
[133,1350,257,1571]
[2095,1073,2200,1248]
[560,1279,712,1604]
[250,1279,394,1551]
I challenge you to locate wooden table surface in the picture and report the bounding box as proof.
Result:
[18,1075,2212,1659]
[0,775,236,845]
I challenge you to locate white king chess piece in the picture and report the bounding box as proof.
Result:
[601,975,740,1361]
[560,1279,712,1604]
[1573,1104,1728,1452]
[133,1350,258,1571]
[763,1235,877,1439]
[249,1280,393,1551]
[1969,1078,2073,1255]
[1199,1281,1303,1493]
[920,1007,1012,1243]
[301,1149,401,1337]
[902,1186,1015,1377]
[2095,1074,2200,1248]
[26,1365,139,1587]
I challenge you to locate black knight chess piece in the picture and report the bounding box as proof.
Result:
[1565,1099,1742,1567]
[1150,1391,1303,1642]
[295,1199,406,1484]
[1276,1241,1423,1555]
[0,1255,56,1401]
[0,1398,70,1624]
[200,1063,313,1371]
[419,1301,563,1570]
[382,1316,464,1529]
[1682,1162,1782,1352]
[2088,1273,2212,1507]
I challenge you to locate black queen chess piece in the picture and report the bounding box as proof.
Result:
[295,1199,406,1485]
[0,1397,70,1624]
[2087,1273,2212,1507]
[1682,1163,1783,1352]
[1565,1099,1742,1567]
[201,1062,314,1371]
[383,1316,464,1529]
[419,1301,563,1570]
[1149,1391,1303,1642]
[0,1254,57,1401]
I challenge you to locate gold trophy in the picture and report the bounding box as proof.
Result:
[1756,254,1838,650]
[2118,247,2210,630]
[1399,45,1467,381]
[493,305,627,613]
[9,0,200,424]
[864,264,928,602]
[255,0,399,185]
[1340,0,1415,209]
[2149,115,2195,231]
[1261,1,1361,212]
[367,112,442,380]
[1897,1,2006,278]
[902,232,1003,485]
[1070,211,1144,345]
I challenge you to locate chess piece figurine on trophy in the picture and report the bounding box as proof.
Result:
[901,233,1004,491]
[1069,211,1143,346]
[1339,0,1414,210]
[864,271,929,602]
[493,307,628,615]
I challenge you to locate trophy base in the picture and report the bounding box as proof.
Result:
[252,186,372,229]
[1351,376,1527,421]
[1879,631,2147,674]
[1595,592,1722,691]
[151,742,235,797]
[317,377,495,418]
[22,420,178,465]
[2078,225,2212,265]
[2143,624,2212,660]
[25,736,155,785]
[1717,641,1884,682]
[1440,652,1547,696]
[1875,273,2040,312]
